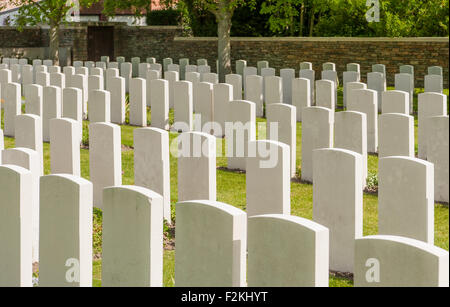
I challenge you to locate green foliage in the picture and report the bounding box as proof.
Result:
[312,0,449,37]
[103,0,151,18]
[182,0,217,36]
[174,0,268,36]
[146,8,182,25]
[3,0,99,28]
[260,0,449,37]
[82,120,90,147]
[93,207,103,256]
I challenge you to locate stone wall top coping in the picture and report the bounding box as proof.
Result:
[174,36,449,43]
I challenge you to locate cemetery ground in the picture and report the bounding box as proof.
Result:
[2,86,449,287]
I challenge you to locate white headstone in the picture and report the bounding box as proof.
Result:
[343,71,360,107]
[321,70,338,105]
[150,79,169,130]
[426,116,449,203]
[70,74,88,117]
[145,69,161,107]
[243,66,257,92]
[424,74,443,94]
[175,200,246,286]
[134,127,171,223]
[267,103,297,177]
[313,148,363,273]
[367,72,385,110]
[185,71,200,112]
[108,76,126,125]
[38,174,93,287]
[315,79,335,111]
[378,113,414,158]
[301,107,334,182]
[395,73,414,114]
[138,62,150,79]
[246,140,291,217]
[280,68,295,105]
[225,74,242,101]
[418,92,447,159]
[177,132,216,202]
[355,235,449,287]
[213,83,232,137]
[15,114,44,175]
[300,62,312,70]
[42,86,61,142]
[346,63,360,72]
[347,89,378,153]
[88,89,110,123]
[131,57,140,78]
[292,78,310,122]
[245,75,264,117]
[164,70,179,109]
[299,69,315,106]
[24,84,43,116]
[196,82,214,133]
[257,60,269,75]
[163,58,173,72]
[201,72,218,85]
[236,60,247,77]
[379,156,434,243]
[1,148,40,263]
[4,82,21,137]
[428,66,443,76]
[334,111,368,185]
[173,81,193,132]
[226,100,256,171]
[62,87,83,142]
[265,76,283,105]
[102,185,163,287]
[120,62,132,92]
[129,78,147,127]
[248,214,329,287]
[89,122,122,209]
[381,90,409,114]
[49,118,80,176]
[0,165,32,287]
[36,71,50,87]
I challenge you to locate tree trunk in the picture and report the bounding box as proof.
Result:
[49,22,60,65]
[216,6,232,83]
[299,3,304,37]
[290,14,294,36]
[309,9,314,37]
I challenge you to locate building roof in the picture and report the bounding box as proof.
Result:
[80,0,165,15]
[0,0,40,14]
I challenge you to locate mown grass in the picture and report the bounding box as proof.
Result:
[2,87,448,287]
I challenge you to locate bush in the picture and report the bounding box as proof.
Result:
[146,8,182,26]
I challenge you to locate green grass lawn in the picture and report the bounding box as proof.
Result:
[3,87,448,287]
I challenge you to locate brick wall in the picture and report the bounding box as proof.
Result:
[169,37,449,88]
[1,25,448,87]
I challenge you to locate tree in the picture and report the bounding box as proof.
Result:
[0,0,99,64]
[104,0,256,82]
[201,0,257,81]
[260,0,304,36]
[260,0,334,37]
